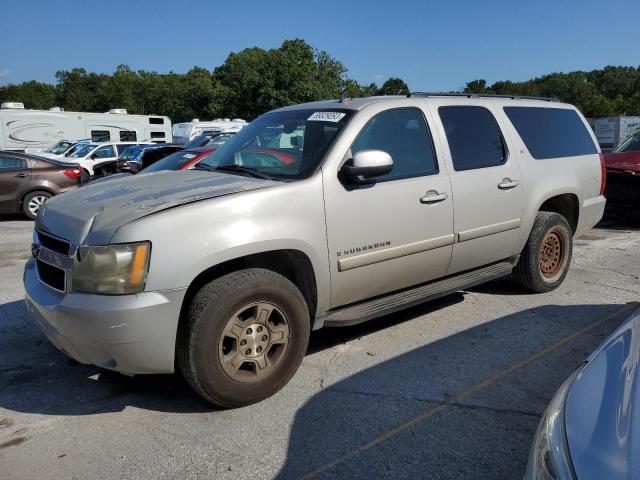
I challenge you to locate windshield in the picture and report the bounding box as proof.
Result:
[64,143,87,157]
[198,109,354,180]
[614,133,640,153]
[46,141,72,154]
[207,134,234,147]
[119,146,143,161]
[70,144,97,158]
[141,150,212,173]
[186,131,226,148]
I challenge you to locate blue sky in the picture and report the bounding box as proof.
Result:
[1,0,639,91]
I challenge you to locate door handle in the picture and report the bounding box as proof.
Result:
[14,173,28,178]
[420,190,448,204]
[498,178,519,190]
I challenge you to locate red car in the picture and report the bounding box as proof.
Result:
[603,133,640,205]
[140,147,216,173]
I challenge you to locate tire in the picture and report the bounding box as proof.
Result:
[514,212,573,293]
[22,190,52,220]
[177,268,310,408]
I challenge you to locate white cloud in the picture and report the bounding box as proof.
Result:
[0,68,11,77]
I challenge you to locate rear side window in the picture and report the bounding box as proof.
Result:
[149,117,164,124]
[351,108,438,180]
[439,106,507,171]
[150,131,165,138]
[93,145,115,159]
[91,130,110,142]
[119,131,137,141]
[504,107,597,159]
[0,156,27,170]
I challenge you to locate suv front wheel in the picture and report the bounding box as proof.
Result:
[177,268,310,408]
[514,212,573,293]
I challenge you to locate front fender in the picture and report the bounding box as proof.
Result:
[111,175,331,312]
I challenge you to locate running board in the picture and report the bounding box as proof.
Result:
[315,257,518,329]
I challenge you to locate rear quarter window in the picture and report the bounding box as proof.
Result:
[503,107,597,159]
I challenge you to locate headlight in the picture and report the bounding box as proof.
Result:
[72,242,150,295]
[524,368,581,480]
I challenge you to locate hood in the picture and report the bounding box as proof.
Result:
[37,170,278,245]
[603,151,640,175]
[37,152,63,159]
[565,306,640,480]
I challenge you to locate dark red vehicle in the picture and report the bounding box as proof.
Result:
[140,147,216,173]
[603,133,640,205]
[0,151,84,220]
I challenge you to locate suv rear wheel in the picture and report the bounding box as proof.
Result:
[177,268,310,408]
[23,190,52,220]
[514,212,573,293]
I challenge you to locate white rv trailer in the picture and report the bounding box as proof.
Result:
[171,118,247,145]
[0,102,172,151]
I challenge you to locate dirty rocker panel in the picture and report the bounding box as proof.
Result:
[315,257,518,329]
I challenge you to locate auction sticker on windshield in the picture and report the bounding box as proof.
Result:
[308,112,346,122]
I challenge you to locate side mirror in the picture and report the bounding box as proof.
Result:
[341,150,393,183]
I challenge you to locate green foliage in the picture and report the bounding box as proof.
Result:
[464,66,640,117]
[6,38,636,122]
[0,39,384,123]
[377,77,410,96]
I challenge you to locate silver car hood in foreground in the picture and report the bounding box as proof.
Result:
[565,306,640,480]
[37,170,278,245]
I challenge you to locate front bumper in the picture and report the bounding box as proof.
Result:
[24,258,187,375]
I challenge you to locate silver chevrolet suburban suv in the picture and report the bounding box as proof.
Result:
[24,94,606,407]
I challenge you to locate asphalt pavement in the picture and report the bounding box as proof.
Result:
[1,210,639,479]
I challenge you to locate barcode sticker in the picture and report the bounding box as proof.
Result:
[307,112,346,122]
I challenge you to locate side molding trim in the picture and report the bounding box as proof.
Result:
[337,234,455,272]
[457,218,521,243]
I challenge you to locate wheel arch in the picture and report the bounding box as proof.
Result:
[176,249,318,344]
[20,187,55,209]
[538,193,579,234]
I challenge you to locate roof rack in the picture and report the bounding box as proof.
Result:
[408,92,559,102]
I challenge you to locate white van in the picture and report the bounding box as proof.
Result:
[172,118,247,145]
[0,102,172,151]
[62,141,153,175]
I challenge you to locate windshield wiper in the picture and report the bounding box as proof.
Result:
[214,164,273,180]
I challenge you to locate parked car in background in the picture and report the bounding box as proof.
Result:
[92,144,184,178]
[138,147,216,173]
[63,141,153,175]
[525,305,640,480]
[603,132,640,205]
[184,131,235,148]
[88,147,215,185]
[171,118,247,145]
[25,94,605,408]
[0,151,84,219]
[38,139,92,160]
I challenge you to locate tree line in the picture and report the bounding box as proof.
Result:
[1,38,638,121]
[0,39,408,123]
[464,66,640,117]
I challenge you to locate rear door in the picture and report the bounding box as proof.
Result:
[431,102,524,274]
[0,155,30,213]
